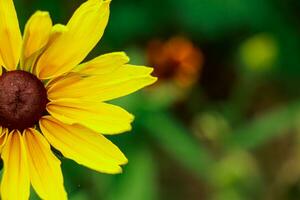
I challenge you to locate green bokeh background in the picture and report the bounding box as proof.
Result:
[13,0,300,199]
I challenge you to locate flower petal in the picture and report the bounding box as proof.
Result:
[47,64,157,101]
[40,116,127,174]
[73,52,129,75]
[21,11,52,72]
[0,54,3,72]
[45,72,83,89]
[47,99,134,135]
[46,24,68,46]
[1,130,30,200]
[36,0,111,79]
[23,128,67,200]
[0,0,22,71]
[0,128,8,152]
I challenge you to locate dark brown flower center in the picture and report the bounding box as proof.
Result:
[0,70,48,130]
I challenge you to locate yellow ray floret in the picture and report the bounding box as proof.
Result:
[36,0,111,79]
[0,54,3,74]
[40,116,128,174]
[21,11,52,71]
[47,99,134,134]
[1,131,30,200]
[0,128,8,152]
[47,63,157,101]
[23,129,67,200]
[74,52,130,75]
[0,0,22,70]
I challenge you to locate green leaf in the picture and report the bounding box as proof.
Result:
[105,148,158,200]
[142,112,214,180]
[224,101,300,150]
[69,192,90,200]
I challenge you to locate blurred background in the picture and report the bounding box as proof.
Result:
[15,0,300,199]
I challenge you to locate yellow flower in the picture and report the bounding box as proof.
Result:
[0,0,157,199]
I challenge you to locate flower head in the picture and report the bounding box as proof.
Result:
[147,36,203,88]
[0,0,156,199]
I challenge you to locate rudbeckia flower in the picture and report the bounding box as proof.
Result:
[147,36,202,88]
[0,0,157,199]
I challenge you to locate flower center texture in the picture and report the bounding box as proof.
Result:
[0,70,48,130]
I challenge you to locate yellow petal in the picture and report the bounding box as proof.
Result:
[0,54,3,66]
[45,72,82,89]
[32,24,67,75]
[46,24,68,46]
[21,11,52,72]
[40,116,127,174]
[0,128,8,152]
[23,129,67,200]
[36,0,111,79]
[47,99,134,135]
[0,54,3,73]
[73,52,129,75]
[1,130,30,200]
[0,0,22,70]
[47,64,157,101]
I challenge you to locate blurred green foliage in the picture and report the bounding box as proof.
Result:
[13,0,300,199]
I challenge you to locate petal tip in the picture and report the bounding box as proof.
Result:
[150,76,158,84]
[121,157,128,165]
[35,10,50,16]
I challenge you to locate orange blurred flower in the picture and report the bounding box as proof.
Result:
[147,36,203,88]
